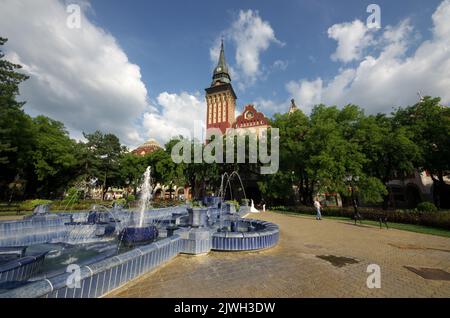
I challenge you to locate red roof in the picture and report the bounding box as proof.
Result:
[232,104,270,129]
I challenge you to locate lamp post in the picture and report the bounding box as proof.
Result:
[345,175,361,223]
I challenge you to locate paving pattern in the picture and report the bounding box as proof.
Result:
[107,212,450,298]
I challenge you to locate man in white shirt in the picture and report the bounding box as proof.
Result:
[314,198,322,220]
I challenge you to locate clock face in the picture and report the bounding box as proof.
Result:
[245,111,254,119]
[216,67,222,72]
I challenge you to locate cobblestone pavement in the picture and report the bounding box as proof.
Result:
[107,212,450,298]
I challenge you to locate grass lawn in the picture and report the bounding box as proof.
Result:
[271,210,450,238]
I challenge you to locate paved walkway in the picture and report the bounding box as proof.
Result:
[107,212,450,298]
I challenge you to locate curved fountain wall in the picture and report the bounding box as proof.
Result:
[0,216,72,247]
[0,207,184,247]
[212,219,279,251]
[0,201,280,298]
[0,253,47,284]
[1,235,182,298]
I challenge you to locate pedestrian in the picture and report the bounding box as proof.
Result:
[314,198,322,220]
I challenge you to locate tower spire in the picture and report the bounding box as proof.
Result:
[212,39,231,85]
[288,99,299,114]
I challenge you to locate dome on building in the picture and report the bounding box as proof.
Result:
[131,138,162,156]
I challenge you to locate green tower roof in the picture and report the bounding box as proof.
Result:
[211,39,231,85]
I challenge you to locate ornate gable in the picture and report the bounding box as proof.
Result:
[232,104,270,129]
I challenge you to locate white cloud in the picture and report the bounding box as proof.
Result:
[210,10,282,89]
[231,10,283,79]
[328,19,373,63]
[0,0,148,147]
[252,98,286,115]
[287,0,450,114]
[286,79,323,114]
[142,92,205,145]
[433,0,450,38]
[272,60,289,71]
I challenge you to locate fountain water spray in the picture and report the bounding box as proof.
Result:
[218,171,247,202]
[138,166,152,228]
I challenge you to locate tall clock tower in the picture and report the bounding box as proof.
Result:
[205,40,237,134]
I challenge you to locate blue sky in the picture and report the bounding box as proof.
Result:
[87,0,441,106]
[1,0,449,147]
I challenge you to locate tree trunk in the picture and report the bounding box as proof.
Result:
[299,173,305,205]
[351,183,358,216]
[430,173,442,209]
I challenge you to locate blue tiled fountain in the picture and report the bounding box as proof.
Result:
[0,170,279,298]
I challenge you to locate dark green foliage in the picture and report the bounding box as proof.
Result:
[80,130,126,199]
[273,206,450,230]
[416,202,438,212]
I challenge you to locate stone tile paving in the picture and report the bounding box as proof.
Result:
[107,212,450,298]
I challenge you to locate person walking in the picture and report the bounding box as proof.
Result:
[314,198,322,220]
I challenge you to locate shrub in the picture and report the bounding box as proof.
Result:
[150,199,182,209]
[51,199,99,212]
[19,199,53,211]
[64,187,82,203]
[269,205,450,230]
[225,200,240,211]
[126,194,136,202]
[416,202,438,212]
[191,200,204,208]
[113,198,127,207]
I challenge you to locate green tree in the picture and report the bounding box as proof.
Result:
[355,114,419,209]
[81,131,126,199]
[0,37,35,199]
[394,97,450,208]
[303,105,386,209]
[118,152,147,195]
[27,116,79,197]
[0,37,30,163]
[166,136,221,199]
[264,110,309,204]
[26,116,78,197]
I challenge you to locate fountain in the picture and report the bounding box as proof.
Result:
[119,167,159,246]
[217,171,256,216]
[138,166,152,227]
[0,168,279,298]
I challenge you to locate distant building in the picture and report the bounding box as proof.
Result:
[288,99,299,115]
[233,104,270,136]
[131,139,162,157]
[387,170,450,208]
[205,40,270,136]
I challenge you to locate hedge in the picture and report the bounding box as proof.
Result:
[271,205,450,230]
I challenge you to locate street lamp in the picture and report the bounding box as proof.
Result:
[345,175,361,224]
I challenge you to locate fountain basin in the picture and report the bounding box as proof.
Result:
[119,226,159,246]
[212,219,279,251]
